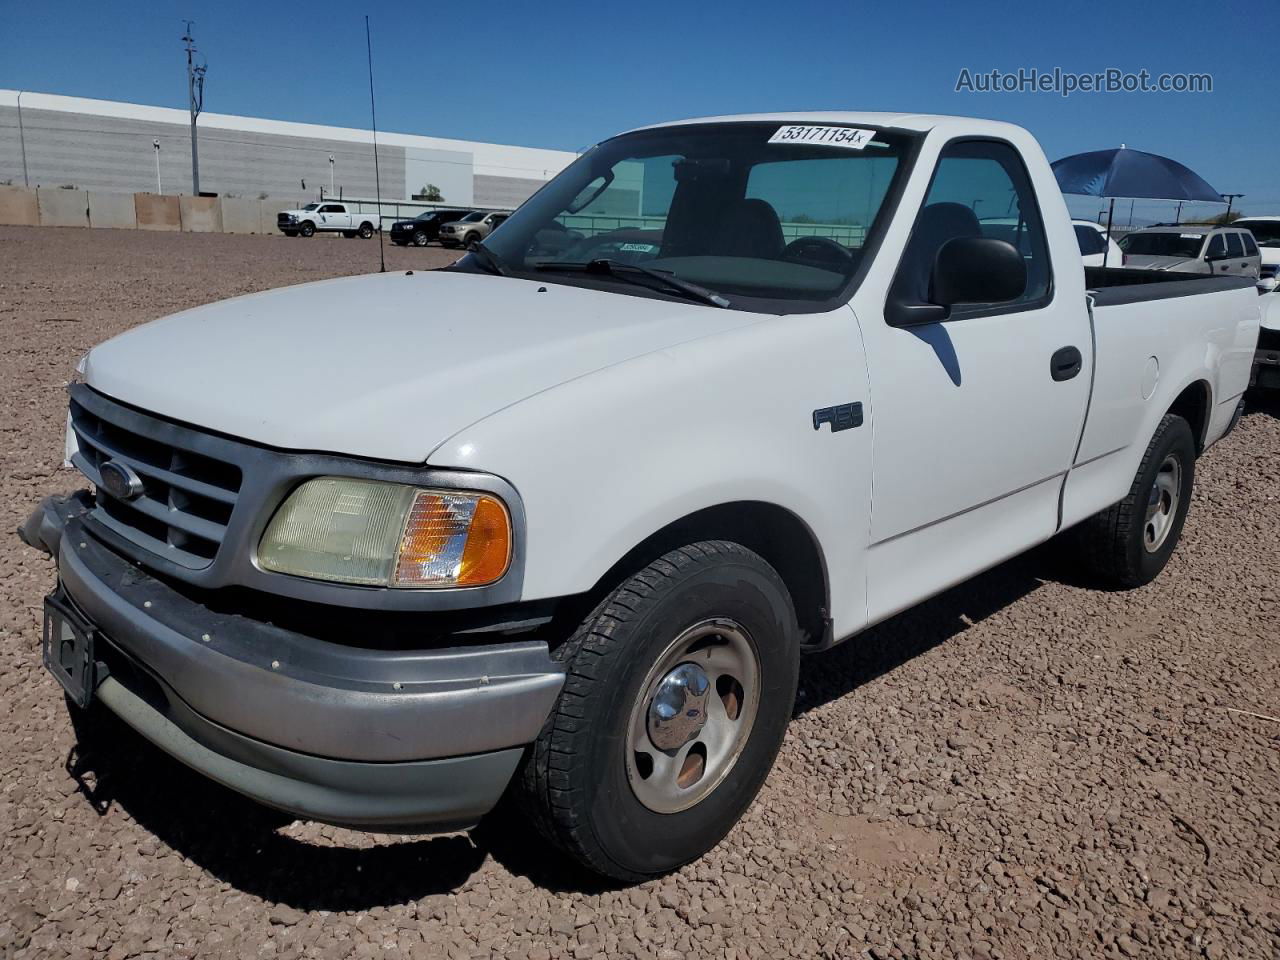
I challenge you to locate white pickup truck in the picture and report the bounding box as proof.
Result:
[21,112,1259,883]
[276,202,380,238]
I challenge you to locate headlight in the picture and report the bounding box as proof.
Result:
[258,478,512,588]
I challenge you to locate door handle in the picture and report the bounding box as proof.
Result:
[1051,345,1083,382]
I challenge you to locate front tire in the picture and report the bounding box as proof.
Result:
[298,221,316,238]
[519,541,800,882]
[413,230,430,247]
[464,232,481,249]
[1073,413,1196,587]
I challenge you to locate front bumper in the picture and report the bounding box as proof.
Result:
[20,494,564,830]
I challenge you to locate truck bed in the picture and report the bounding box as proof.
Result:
[1059,266,1260,533]
[1084,266,1257,305]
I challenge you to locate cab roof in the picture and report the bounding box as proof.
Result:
[625,111,1026,138]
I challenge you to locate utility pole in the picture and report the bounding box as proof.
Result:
[153,139,162,194]
[1221,193,1244,224]
[182,22,207,196]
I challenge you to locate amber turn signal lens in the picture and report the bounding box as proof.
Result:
[393,491,511,588]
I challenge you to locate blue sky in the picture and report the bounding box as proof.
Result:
[3,1,1273,220]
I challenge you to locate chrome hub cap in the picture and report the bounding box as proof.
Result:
[647,663,711,751]
[1144,454,1182,553]
[626,619,760,814]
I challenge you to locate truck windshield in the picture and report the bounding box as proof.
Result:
[1119,232,1204,258]
[481,122,916,306]
[302,203,320,211]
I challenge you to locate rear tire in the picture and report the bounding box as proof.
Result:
[1073,414,1196,587]
[518,540,800,882]
[358,222,374,239]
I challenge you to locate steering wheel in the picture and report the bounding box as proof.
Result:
[781,236,855,270]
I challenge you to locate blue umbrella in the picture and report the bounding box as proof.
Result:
[1051,146,1225,267]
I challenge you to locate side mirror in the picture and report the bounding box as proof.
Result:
[931,237,1027,307]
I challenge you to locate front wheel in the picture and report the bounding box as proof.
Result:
[298,221,315,238]
[519,541,800,882]
[358,222,374,239]
[413,230,430,247]
[1072,413,1196,587]
[464,232,481,249]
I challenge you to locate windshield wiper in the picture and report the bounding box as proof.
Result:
[535,259,730,308]
[467,240,508,277]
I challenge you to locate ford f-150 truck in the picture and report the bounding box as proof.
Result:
[20,113,1259,883]
[277,202,380,238]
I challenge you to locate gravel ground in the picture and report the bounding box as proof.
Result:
[1,225,1278,960]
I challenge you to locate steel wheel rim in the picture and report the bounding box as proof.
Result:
[1144,454,1182,553]
[625,618,761,814]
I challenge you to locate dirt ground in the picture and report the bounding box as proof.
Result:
[1,225,1277,960]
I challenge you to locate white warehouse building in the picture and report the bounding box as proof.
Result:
[0,90,579,210]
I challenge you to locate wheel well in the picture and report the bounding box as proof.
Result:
[1167,380,1211,453]
[579,502,830,648]
[360,221,374,230]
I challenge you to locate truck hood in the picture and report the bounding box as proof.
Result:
[83,270,762,463]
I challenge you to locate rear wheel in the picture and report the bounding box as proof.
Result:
[298,221,315,238]
[1073,414,1196,587]
[413,230,430,246]
[358,222,374,239]
[519,541,800,882]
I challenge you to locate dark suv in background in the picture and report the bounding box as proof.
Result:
[389,209,473,247]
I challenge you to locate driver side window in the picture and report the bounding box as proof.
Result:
[892,140,1050,310]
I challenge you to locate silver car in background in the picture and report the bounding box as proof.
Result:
[1118,225,1261,278]
[438,211,509,249]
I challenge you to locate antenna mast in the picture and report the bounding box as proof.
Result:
[182,21,206,196]
[365,16,386,273]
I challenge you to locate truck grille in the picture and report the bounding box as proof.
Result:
[277,213,295,224]
[69,393,242,569]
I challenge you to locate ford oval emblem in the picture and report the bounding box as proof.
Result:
[99,460,145,501]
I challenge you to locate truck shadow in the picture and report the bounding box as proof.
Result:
[793,541,1064,717]
[63,542,1076,906]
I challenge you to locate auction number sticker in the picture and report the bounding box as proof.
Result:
[768,125,877,149]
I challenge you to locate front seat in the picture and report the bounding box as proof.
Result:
[713,198,785,259]
[893,201,982,303]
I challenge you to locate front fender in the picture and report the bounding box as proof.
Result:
[429,308,875,636]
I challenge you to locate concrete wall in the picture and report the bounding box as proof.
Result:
[135,193,180,231]
[87,191,137,229]
[179,195,222,233]
[0,185,38,225]
[221,197,264,234]
[36,187,88,227]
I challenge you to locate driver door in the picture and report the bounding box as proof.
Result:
[858,138,1092,622]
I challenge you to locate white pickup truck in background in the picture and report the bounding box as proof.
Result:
[276,202,380,238]
[22,112,1259,883]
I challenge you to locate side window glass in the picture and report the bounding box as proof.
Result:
[892,140,1049,309]
[1073,225,1104,256]
[1225,232,1245,257]
[1205,235,1226,259]
[1243,233,1259,256]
